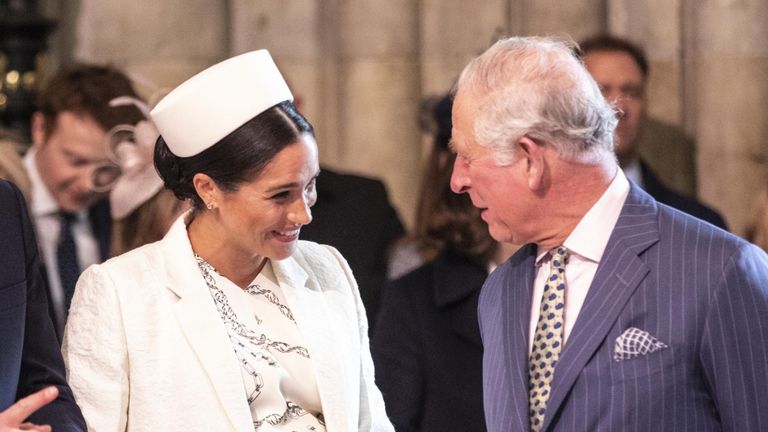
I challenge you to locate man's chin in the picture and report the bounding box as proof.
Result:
[58,196,99,213]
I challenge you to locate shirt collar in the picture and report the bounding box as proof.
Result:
[23,149,60,217]
[562,168,630,263]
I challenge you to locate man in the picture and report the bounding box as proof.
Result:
[578,34,728,229]
[450,36,768,431]
[300,168,404,329]
[23,64,143,337]
[0,179,86,431]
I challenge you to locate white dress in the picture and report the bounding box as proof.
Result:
[197,256,326,431]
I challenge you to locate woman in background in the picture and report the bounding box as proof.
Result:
[63,50,392,432]
[91,96,189,256]
[373,94,516,432]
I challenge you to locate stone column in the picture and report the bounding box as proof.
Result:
[684,0,768,235]
[329,0,422,228]
[510,0,605,42]
[228,0,325,158]
[419,0,508,95]
[71,0,228,99]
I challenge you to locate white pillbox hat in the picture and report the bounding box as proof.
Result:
[150,49,293,157]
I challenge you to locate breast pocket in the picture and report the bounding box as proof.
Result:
[610,346,679,385]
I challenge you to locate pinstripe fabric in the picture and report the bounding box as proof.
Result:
[479,184,768,432]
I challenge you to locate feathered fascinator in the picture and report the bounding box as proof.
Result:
[92,96,165,219]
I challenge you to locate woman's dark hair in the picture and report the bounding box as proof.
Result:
[154,100,313,210]
[411,94,496,264]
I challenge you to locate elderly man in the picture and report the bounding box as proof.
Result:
[450,36,768,432]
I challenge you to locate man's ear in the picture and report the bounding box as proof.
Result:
[31,112,48,149]
[192,173,220,207]
[516,135,546,191]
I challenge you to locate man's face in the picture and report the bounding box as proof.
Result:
[449,90,536,245]
[583,50,646,165]
[33,111,111,213]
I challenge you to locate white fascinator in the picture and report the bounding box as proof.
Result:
[94,96,165,219]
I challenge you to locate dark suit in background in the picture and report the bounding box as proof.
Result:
[301,167,404,328]
[640,160,728,230]
[373,251,487,432]
[39,197,112,341]
[0,179,86,430]
[480,185,768,431]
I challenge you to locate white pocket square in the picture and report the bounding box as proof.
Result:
[613,327,668,361]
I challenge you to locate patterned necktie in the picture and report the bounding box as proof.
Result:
[529,246,569,432]
[57,211,80,316]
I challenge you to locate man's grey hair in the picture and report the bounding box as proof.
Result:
[455,36,618,165]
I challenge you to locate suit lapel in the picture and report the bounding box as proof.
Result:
[271,254,350,431]
[159,217,253,432]
[542,185,659,431]
[499,245,537,431]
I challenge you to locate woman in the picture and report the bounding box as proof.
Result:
[63,50,392,432]
[373,94,516,432]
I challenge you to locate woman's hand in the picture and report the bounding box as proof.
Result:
[0,386,58,431]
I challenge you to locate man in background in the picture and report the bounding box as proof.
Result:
[579,34,727,229]
[23,64,143,337]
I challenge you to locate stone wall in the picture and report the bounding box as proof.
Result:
[39,0,768,235]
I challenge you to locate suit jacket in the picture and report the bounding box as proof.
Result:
[62,215,393,432]
[0,180,86,430]
[301,167,405,329]
[480,184,768,431]
[641,160,727,230]
[372,251,487,432]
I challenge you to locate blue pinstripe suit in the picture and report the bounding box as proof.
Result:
[480,184,768,431]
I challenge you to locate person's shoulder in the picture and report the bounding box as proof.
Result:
[95,241,164,278]
[389,257,436,288]
[656,202,748,259]
[293,239,345,270]
[0,179,26,225]
[0,178,20,200]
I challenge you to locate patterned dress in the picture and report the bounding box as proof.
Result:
[196,256,326,431]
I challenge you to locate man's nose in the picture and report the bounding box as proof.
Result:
[450,157,470,194]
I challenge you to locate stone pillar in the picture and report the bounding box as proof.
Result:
[684,0,768,235]
[510,0,605,42]
[228,0,325,159]
[419,0,508,96]
[330,0,422,228]
[71,0,228,99]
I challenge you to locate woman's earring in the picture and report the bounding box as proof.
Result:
[207,202,215,210]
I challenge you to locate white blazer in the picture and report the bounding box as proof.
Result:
[62,216,393,432]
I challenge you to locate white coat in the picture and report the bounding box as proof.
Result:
[62,216,393,432]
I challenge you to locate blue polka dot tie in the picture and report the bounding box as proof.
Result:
[529,246,569,432]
